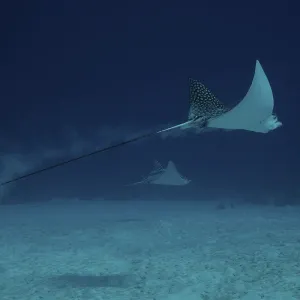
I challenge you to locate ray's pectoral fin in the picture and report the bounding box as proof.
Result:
[188,78,229,121]
[151,161,191,186]
[207,60,282,133]
[157,78,229,134]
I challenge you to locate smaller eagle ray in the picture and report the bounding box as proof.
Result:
[127,160,191,186]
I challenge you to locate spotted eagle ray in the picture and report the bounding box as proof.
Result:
[1,60,282,186]
[127,160,191,186]
[158,60,282,134]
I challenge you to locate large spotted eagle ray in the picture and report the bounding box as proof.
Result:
[158,60,282,134]
[1,60,282,186]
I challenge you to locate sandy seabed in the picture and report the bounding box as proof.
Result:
[0,199,299,300]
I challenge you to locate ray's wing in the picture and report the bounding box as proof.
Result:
[125,160,165,186]
[149,160,164,175]
[188,78,229,122]
[158,79,230,135]
[207,60,282,133]
[151,161,191,186]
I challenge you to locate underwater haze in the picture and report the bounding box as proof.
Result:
[0,1,298,299]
